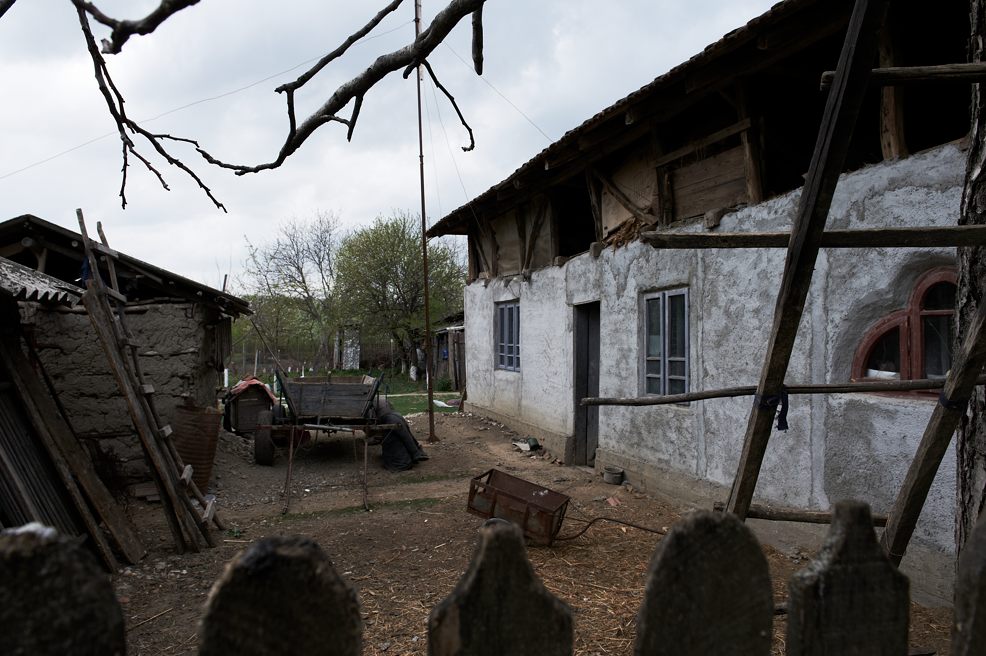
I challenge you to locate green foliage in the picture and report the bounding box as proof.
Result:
[435,377,453,392]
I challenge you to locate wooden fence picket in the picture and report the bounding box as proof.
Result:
[198,536,362,656]
[952,510,986,654]
[428,519,573,656]
[0,527,125,656]
[633,510,773,655]
[787,500,908,655]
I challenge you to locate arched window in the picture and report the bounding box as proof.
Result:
[852,268,957,382]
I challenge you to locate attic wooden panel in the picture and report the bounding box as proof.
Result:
[672,145,749,220]
[491,211,521,276]
[601,148,656,235]
[529,199,555,270]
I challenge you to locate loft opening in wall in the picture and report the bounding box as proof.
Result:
[550,178,596,258]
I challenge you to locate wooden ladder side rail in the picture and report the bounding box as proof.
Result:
[76,210,204,551]
[581,375,986,407]
[81,286,199,552]
[880,296,986,565]
[725,0,891,519]
[0,334,118,569]
[1,336,145,564]
[640,225,986,249]
[94,222,225,533]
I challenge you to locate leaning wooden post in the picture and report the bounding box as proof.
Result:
[953,509,986,653]
[0,526,125,656]
[787,501,909,655]
[880,295,986,565]
[428,520,573,656]
[725,0,891,518]
[199,536,362,656]
[634,511,773,655]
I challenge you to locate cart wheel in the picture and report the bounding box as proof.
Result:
[254,410,274,466]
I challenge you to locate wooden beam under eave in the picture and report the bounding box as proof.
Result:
[640,225,986,249]
[820,62,986,90]
[589,168,658,226]
[878,28,908,160]
[737,85,764,205]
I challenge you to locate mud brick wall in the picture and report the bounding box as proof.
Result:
[24,302,227,485]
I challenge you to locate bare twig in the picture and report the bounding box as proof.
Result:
[471,6,484,74]
[130,607,174,630]
[81,0,202,54]
[419,59,475,151]
[0,0,18,21]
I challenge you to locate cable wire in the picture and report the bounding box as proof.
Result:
[553,515,667,542]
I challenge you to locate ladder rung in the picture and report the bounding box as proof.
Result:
[201,499,216,523]
[141,384,155,395]
[158,425,173,439]
[105,287,127,303]
[180,465,193,486]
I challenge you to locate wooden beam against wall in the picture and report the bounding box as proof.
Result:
[640,225,986,249]
[588,168,658,226]
[712,501,889,527]
[878,28,908,160]
[820,62,986,90]
[725,0,891,520]
[880,296,986,566]
[652,119,752,170]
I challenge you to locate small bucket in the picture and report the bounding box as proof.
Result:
[602,466,624,485]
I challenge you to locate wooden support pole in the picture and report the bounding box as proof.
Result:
[640,225,986,249]
[713,501,888,526]
[581,375,986,407]
[880,296,986,565]
[726,0,890,519]
[820,61,986,90]
[589,168,658,226]
[878,27,908,160]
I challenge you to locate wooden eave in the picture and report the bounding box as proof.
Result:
[427,0,854,238]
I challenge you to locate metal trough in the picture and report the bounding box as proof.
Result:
[467,469,570,546]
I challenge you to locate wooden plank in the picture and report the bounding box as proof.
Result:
[713,501,888,526]
[590,168,658,226]
[725,0,891,519]
[820,61,986,89]
[635,511,772,654]
[672,145,748,220]
[878,28,908,160]
[0,331,144,565]
[429,521,572,656]
[640,225,986,249]
[787,501,908,655]
[952,511,986,654]
[880,291,986,565]
[180,465,193,486]
[199,537,362,656]
[736,85,764,205]
[652,118,751,169]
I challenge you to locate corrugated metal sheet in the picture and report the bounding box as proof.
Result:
[0,256,82,306]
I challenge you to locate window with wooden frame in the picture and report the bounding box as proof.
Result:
[642,288,689,395]
[852,268,957,383]
[495,300,520,372]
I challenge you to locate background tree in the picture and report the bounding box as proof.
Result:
[240,212,339,371]
[334,211,464,372]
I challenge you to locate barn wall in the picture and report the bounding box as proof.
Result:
[24,302,227,485]
[463,144,964,582]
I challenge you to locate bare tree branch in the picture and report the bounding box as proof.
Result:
[419,60,475,152]
[0,0,18,21]
[193,0,486,176]
[73,0,225,210]
[81,0,202,54]
[472,6,484,75]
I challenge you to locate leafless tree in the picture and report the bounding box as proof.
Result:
[2,0,487,209]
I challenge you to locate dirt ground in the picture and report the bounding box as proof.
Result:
[115,409,953,655]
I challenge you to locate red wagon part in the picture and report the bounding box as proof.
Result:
[467,469,570,546]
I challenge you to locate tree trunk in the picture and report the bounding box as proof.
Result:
[957,0,986,553]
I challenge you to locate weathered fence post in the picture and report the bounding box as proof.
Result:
[787,500,908,655]
[0,525,125,656]
[633,510,773,655]
[428,519,573,656]
[953,510,986,653]
[199,536,362,656]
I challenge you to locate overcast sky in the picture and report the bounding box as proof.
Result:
[0,0,778,291]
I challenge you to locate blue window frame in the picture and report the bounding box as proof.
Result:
[642,288,689,395]
[496,300,520,371]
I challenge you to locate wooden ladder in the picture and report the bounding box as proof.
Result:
[76,209,223,553]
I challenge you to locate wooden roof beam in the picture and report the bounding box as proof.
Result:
[641,226,986,249]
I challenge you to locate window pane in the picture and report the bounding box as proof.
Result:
[865,326,900,377]
[507,306,514,344]
[667,294,686,358]
[668,378,686,395]
[669,360,686,378]
[646,359,661,377]
[923,315,953,379]
[646,377,662,394]
[922,282,956,311]
[646,298,662,357]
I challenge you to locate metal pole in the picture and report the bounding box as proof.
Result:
[415,0,437,442]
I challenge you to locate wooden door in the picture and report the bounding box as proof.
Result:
[573,302,600,466]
